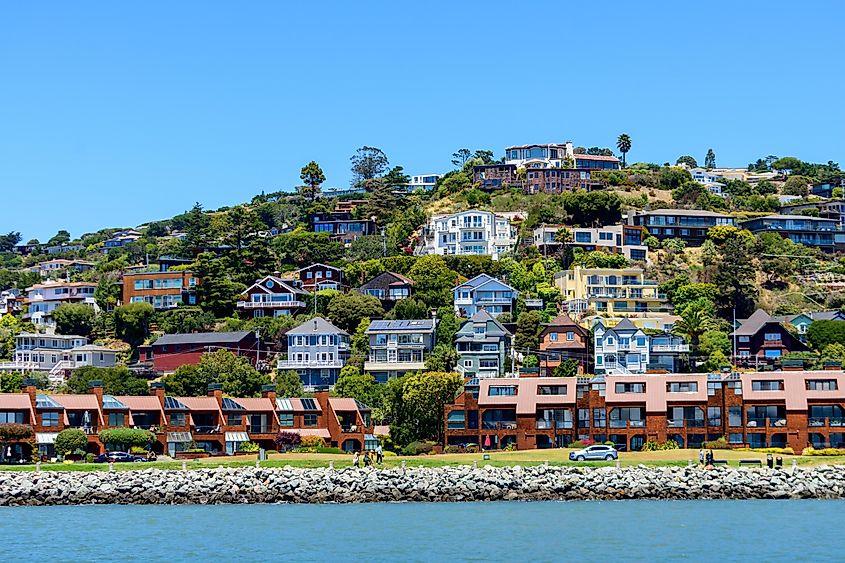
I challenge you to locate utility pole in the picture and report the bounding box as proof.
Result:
[256,328,261,367]
[381,227,386,257]
[732,308,737,368]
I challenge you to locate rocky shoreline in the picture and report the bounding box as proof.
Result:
[2,465,845,506]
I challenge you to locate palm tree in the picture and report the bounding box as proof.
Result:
[616,133,632,168]
[672,309,717,367]
[554,227,573,264]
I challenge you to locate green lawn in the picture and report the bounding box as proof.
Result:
[3,449,843,472]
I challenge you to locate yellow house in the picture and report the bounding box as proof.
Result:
[553,266,670,318]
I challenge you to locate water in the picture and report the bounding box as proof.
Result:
[0,500,838,561]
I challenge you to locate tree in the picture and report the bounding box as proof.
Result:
[54,429,87,457]
[365,178,398,223]
[156,307,216,334]
[561,190,622,226]
[181,203,212,252]
[299,161,325,201]
[400,371,463,445]
[335,366,381,407]
[162,349,269,397]
[553,358,579,377]
[113,302,154,349]
[65,366,149,395]
[408,256,458,309]
[673,309,717,362]
[699,329,731,358]
[713,236,758,319]
[350,146,389,186]
[586,147,615,156]
[676,155,698,168]
[658,167,692,190]
[671,283,717,316]
[347,235,386,261]
[704,149,716,169]
[274,430,301,452]
[616,133,632,167]
[274,370,304,397]
[783,175,810,197]
[425,343,458,372]
[672,181,707,205]
[273,230,344,266]
[451,148,472,168]
[94,274,121,311]
[514,311,542,350]
[327,292,384,333]
[52,303,95,337]
[0,231,21,252]
[807,320,845,351]
[435,171,472,196]
[771,156,803,172]
[387,298,429,320]
[192,252,245,318]
[47,230,71,246]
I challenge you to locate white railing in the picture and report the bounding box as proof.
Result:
[652,344,690,352]
[277,360,343,369]
[237,300,305,309]
[0,361,40,371]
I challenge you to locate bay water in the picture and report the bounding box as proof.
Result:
[0,500,838,561]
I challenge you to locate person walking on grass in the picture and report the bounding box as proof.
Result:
[363,451,372,467]
[353,451,360,468]
[699,448,704,465]
[376,444,384,465]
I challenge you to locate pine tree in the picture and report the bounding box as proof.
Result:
[705,149,716,169]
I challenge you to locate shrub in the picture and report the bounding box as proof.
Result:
[300,435,327,449]
[641,439,680,452]
[569,439,595,449]
[703,437,731,450]
[314,446,344,454]
[465,444,478,454]
[98,428,155,451]
[503,443,517,452]
[54,429,87,456]
[740,447,794,455]
[238,441,260,453]
[85,453,95,463]
[444,445,460,454]
[129,446,148,455]
[401,440,436,456]
[274,431,301,452]
[802,447,845,456]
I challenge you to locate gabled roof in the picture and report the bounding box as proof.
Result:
[811,311,845,321]
[359,271,414,289]
[154,331,253,346]
[285,316,348,336]
[732,309,778,336]
[295,263,341,272]
[454,274,516,293]
[244,275,308,296]
[458,308,512,337]
[610,318,638,332]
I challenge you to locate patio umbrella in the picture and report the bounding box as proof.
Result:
[83,410,91,431]
[484,434,491,448]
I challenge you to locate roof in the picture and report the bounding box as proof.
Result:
[366,319,436,333]
[48,394,100,410]
[743,214,836,222]
[0,394,35,410]
[154,331,253,346]
[115,395,164,411]
[245,275,308,296]
[70,345,115,353]
[457,309,512,337]
[328,397,360,412]
[285,317,348,336]
[234,397,275,412]
[574,154,620,162]
[359,271,414,288]
[732,309,777,336]
[811,311,845,321]
[638,208,733,218]
[609,318,638,332]
[454,274,516,292]
[476,377,577,414]
[544,313,585,331]
[373,424,390,436]
[175,396,220,410]
[296,263,341,272]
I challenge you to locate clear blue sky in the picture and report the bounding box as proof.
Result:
[2,2,844,242]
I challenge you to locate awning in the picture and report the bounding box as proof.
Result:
[364,434,376,441]
[225,431,249,442]
[36,432,58,445]
[167,432,192,443]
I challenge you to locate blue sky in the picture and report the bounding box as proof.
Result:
[2,2,844,241]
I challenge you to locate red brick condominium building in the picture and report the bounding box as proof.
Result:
[444,370,845,452]
[0,380,375,461]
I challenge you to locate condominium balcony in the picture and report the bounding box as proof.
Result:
[476,297,513,305]
[666,419,705,428]
[609,420,645,429]
[651,344,690,352]
[237,300,305,309]
[808,417,845,427]
[535,420,573,430]
[277,359,344,369]
[364,360,425,372]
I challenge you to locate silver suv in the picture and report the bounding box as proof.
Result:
[569,444,618,461]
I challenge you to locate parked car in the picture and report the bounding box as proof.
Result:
[569,444,618,461]
[93,452,146,463]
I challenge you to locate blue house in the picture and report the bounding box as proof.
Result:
[276,316,350,390]
[453,274,518,318]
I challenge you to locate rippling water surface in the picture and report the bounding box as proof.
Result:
[0,500,838,561]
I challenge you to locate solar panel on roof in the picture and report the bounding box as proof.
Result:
[222,397,244,410]
[35,394,60,408]
[300,398,317,411]
[102,395,127,409]
[276,398,293,411]
[164,396,187,410]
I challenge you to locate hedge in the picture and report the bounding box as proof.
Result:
[55,429,88,456]
[98,428,155,450]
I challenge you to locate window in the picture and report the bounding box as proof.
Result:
[806,380,838,391]
[278,413,293,427]
[728,406,742,427]
[0,411,24,424]
[615,382,645,394]
[578,408,590,428]
[169,412,186,426]
[707,407,721,427]
[463,360,472,368]
[538,385,567,395]
[752,380,784,391]
[489,386,517,396]
[447,410,465,430]
[593,408,606,427]
[738,336,750,343]
[566,331,574,341]
[764,332,781,342]
[479,359,498,369]
[549,333,558,342]
[108,412,124,427]
[729,433,744,444]
[303,414,318,426]
[667,382,698,393]
[227,413,242,426]
[42,412,59,427]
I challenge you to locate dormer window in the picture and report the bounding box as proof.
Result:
[265,279,275,289]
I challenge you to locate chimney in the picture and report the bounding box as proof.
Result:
[207,383,223,403]
[21,378,37,405]
[261,384,277,404]
[88,380,104,405]
[150,381,166,405]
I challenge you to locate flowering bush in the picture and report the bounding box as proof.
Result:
[274,431,301,452]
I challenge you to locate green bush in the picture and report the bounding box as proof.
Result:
[802,447,845,456]
[129,446,148,455]
[98,428,154,451]
[85,453,95,463]
[238,441,260,453]
[300,435,327,449]
[503,443,517,452]
[465,444,478,454]
[641,439,680,452]
[54,429,87,456]
[739,447,794,455]
[444,445,460,454]
[401,440,436,456]
[702,437,731,450]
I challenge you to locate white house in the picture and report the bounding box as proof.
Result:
[0,333,118,386]
[416,210,519,259]
[23,280,98,327]
[505,142,575,168]
[594,319,650,375]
